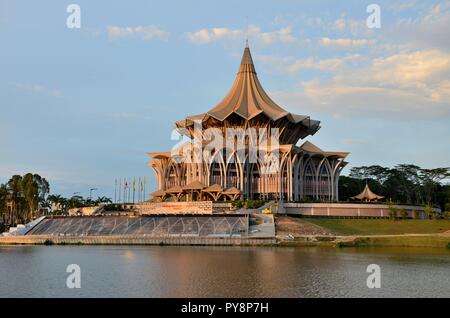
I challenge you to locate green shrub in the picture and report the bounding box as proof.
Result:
[232,200,266,209]
[43,239,54,246]
[424,205,436,219]
[388,205,398,220]
[232,200,244,209]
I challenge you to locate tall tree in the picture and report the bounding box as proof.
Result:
[22,173,39,222]
[419,168,450,204]
[0,184,7,230]
[7,175,24,225]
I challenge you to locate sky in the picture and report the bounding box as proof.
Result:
[0,0,449,199]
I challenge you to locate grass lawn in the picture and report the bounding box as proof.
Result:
[303,219,450,235]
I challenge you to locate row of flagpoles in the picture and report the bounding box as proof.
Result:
[114,177,147,204]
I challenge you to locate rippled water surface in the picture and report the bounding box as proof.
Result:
[0,246,448,297]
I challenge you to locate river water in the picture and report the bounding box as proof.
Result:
[0,246,448,297]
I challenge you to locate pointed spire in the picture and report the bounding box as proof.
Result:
[206,45,289,121]
[240,46,253,65]
[239,45,256,74]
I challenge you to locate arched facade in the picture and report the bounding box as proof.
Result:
[149,140,347,201]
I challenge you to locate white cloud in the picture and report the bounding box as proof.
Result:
[391,2,450,50]
[272,81,449,120]
[187,27,241,44]
[319,37,375,48]
[369,50,450,88]
[429,80,450,102]
[266,48,450,120]
[258,54,363,74]
[107,25,169,41]
[187,25,296,45]
[14,83,63,98]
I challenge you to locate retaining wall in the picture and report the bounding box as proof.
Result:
[0,235,275,246]
[138,201,213,214]
[283,203,437,219]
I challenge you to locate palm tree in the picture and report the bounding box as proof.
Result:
[96,196,112,205]
[68,195,84,209]
[47,194,65,214]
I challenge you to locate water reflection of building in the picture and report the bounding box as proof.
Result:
[148,46,349,202]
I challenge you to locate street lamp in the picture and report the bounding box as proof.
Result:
[89,188,98,201]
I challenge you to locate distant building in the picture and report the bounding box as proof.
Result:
[68,206,104,216]
[148,46,349,202]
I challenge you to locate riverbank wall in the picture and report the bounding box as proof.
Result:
[278,234,450,248]
[0,235,276,246]
[1,234,448,248]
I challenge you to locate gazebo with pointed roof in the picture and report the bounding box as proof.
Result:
[149,45,349,202]
[351,184,384,202]
[202,184,224,201]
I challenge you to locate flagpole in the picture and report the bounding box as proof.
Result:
[126,178,128,204]
[133,177,136,204]
[114,178,117,203]
[128,177,131,203]
[118,178,122,203]
[144,176,146,202]
[123,179,126,204]
[138,177,141,203]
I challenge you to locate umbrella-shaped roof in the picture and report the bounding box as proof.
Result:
[151,189,166,197]
[299,141,349,158]
[175,46,321,142]
[207,46,290,122]
[183,180,204,190]
[202,184,223,193]
[222,187,241,194]
[351,184,384,201]
[165,185,184,193]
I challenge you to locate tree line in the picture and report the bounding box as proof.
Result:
[46,194,112,215]
[0,174,49,228]
[0,173,111,230]
[339,164,450,210]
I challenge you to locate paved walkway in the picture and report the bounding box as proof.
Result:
[248,214,275,238]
